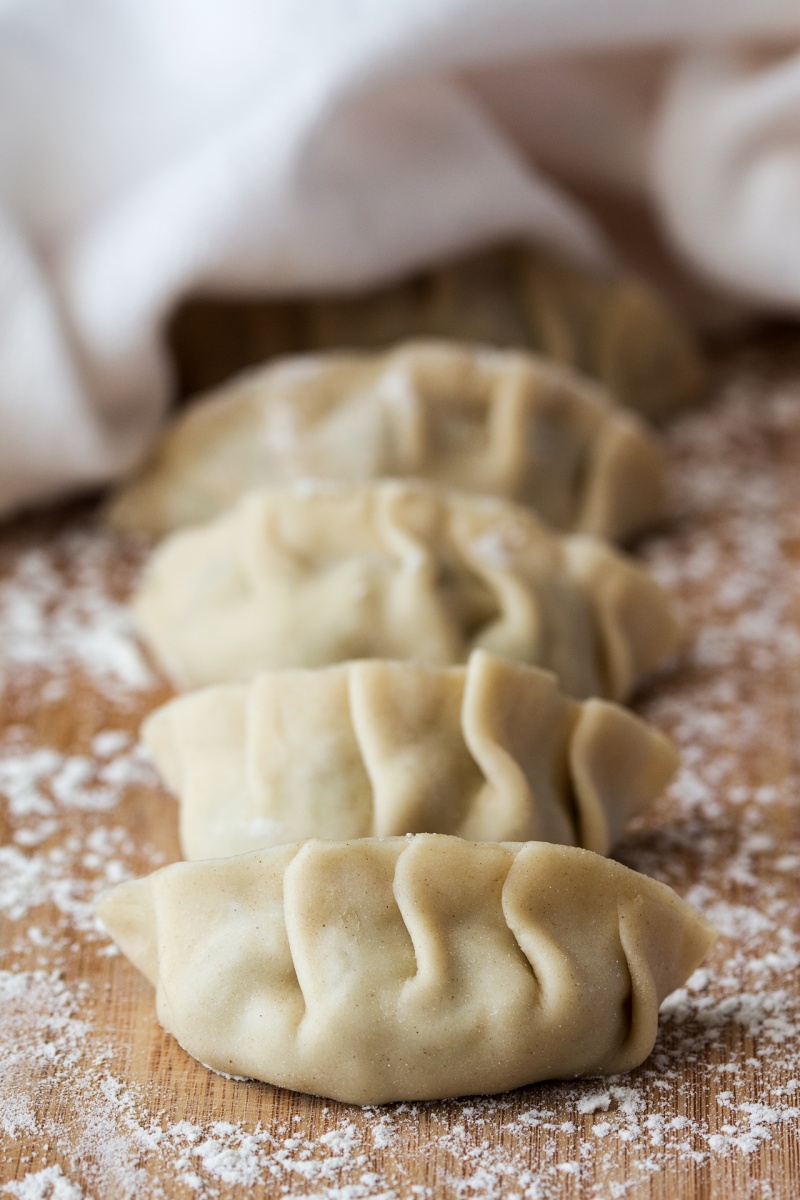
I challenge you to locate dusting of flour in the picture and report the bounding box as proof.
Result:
[1,360,800,1197]
[0,522,154,703]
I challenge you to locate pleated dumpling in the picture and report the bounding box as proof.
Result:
[97,835,716,1105]
[131,481,680,698]
[108,340,666,541]
[170,243,705,419]
[144,650,678,860]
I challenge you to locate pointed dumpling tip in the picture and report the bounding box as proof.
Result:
[624,876,717,1010]
[96,876,160,987]
[564,537,682,701]
[570,699,679,853]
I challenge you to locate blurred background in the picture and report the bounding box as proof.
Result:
[1,0,800,516]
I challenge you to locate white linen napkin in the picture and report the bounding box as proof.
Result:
[1,0,799,517]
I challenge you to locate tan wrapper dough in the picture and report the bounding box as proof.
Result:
[145,650,678,861]
[170,243,705,419]
[282,246,706,420]
[131,481,680,698]
[108,341,666,541]
[97,835,716,1105]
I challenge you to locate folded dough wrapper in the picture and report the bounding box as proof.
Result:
[167,243,705,421]
[144,650,678,860]
[98,835,716,1105]
[108,339,665,542]
[131,480,680,699]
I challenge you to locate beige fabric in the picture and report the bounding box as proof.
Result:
[97,835,716,1105]
[131,481,680,698]
[145,650,678,861]
[108,340,666,541]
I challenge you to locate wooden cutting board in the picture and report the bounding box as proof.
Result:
[1,335,799,1199]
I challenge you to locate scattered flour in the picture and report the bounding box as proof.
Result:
[0,524,155,701]
[2,1166,86,1200]
[0,727,156,827]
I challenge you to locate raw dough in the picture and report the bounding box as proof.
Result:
[145,649,678,860]
[168,243,705,420]
[97,834,715,1105]
[109,340,665,541]
[131,480,680,697]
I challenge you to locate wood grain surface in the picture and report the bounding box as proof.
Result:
[1,335,799,1199]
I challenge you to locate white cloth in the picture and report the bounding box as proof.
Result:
[1,0,800,517]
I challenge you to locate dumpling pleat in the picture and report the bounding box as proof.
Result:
[108,339,670,542]
[132,481,680,698]
[97,836,716,1104]
[143,651,678,860]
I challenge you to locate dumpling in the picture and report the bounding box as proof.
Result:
[97,835,715,1104]
[107,339,666,541]
[144,650,678,860]
[168,242,705,420]
[131,481,680,697]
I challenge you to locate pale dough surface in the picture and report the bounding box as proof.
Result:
[98,835,715,1105]
[131,480,680,698]
[170,245,706,421]
[145,650,678,860]
[109,340,666,541]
